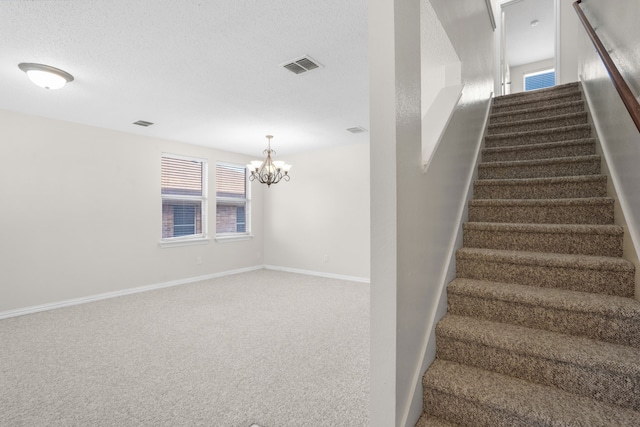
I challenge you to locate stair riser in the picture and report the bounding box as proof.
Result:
[423,388,531,427]
[488,114,588,136]
[492,93,582,113]
[468,203,614,224]
[482,142,596,162]
[447,293,640,349]
[473,180,607,200]
[490,103,585,124]
[436,337,640,411]
[478,158,600,180]
[463,229,623,257]
[485,127,591,148]
[456,256,634,297]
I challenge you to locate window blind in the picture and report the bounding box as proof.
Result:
[161,156,203,196]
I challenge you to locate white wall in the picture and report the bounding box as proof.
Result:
[577,0,640,297]
[0,109,264,313]
[369,0,494,425]
[263,142,370,280]
[510,57,555,93]
[420,0,462,166]
[558,0,581,85]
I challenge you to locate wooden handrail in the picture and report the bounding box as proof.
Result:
[574,0,640,132]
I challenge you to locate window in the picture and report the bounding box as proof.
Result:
[216,162,250,236]
[161,154,207,241]
[524,69,556,92]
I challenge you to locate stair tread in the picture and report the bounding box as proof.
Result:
[474,174,606,188]
[448,278,640,319]
[415,414,459,427]
[482,138,595,154]
[478,154,600,169]
[490,100,585,120]
[424,359,640,426]
[456,247,635,272]
[484,123,591,141]
[437,314,640,375]
[469,196,613,206]
[488,111,587,131]
[493,86,581,107]
[463,221,622,235]
[494,82,579,102]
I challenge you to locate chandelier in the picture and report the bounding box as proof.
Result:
[247,135,292,187]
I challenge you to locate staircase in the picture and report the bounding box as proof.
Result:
[416,83,640,426]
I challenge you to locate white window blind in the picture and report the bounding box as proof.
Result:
[216,163,250,235]
[161,155,207,240]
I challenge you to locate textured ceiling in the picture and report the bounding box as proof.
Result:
[0,0,368,156]
[503,0,555,68]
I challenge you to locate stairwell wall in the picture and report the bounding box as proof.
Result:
[577,0,640,298]
[369,0,494,425]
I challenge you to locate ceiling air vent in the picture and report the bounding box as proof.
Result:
[282,55,322,75]
[133,120,154,127]
[346,126,367,134]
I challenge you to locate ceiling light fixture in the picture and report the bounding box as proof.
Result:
[247,135,292,188]
[530,19,540,27]
[18,63,74,90]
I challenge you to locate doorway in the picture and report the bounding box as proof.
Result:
[499,0,557,95]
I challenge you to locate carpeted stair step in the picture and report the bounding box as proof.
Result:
[477,155,600,180]
[481,138,596,162]
[492,82,580,106]
[489,100,585,124]
[491,91,583,114]
[446,278,640,348]
[468,197,614,224]
[473,175,607,200]
[487,112,588,136]
[422,359,640,427]
[462,222,623,256]
[484,124,591,148]
[435,315,640,411]
[456,247,635,297]
[415,414,459,427]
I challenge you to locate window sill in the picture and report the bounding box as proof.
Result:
[159,237,210,248]
[215,234,253,243]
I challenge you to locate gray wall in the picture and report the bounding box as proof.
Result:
[577,0,640,297]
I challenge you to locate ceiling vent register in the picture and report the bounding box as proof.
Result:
[282,56,321,74]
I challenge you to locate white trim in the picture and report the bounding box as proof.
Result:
[215,234,253,243]
[399,94,494,427]
[0,265,263,320]
[0,265,370,320]
[159,237,210,248]
[264,265,370,284]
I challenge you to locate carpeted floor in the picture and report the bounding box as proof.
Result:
[0,269,370,427]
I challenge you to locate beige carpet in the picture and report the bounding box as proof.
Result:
[0,269,369,427]
[417,83,640,426]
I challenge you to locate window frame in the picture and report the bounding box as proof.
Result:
[215,161,252,241]
[160,153,209,247]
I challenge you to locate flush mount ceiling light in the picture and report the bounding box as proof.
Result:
[246,135,292,188]
[18,63,74,90]
[530,19,540,27]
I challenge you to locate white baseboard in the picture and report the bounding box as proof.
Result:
[0,265,264,320]
[0,265,369,320]
[264,265,370,284]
